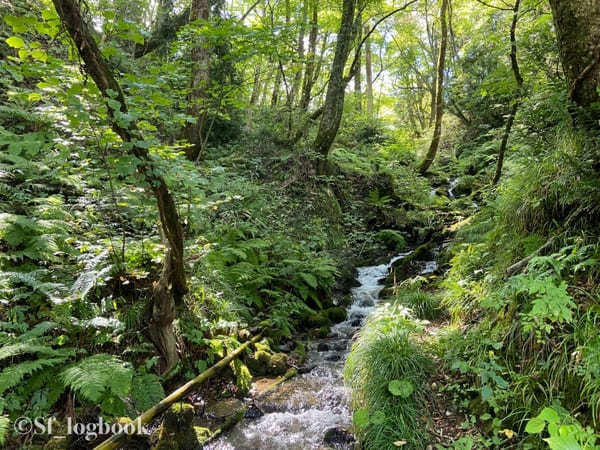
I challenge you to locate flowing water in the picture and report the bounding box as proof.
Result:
[206,252,413,450]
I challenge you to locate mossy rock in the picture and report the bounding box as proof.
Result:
[153,403,199,450]
[43,438,69,450]
[194,426,212,444]
[306,312,331,328]
[268,353,288,376]
[316,326,330,338]
[255,350,272,365]
[325,307,347,323]
[246,354,267,376]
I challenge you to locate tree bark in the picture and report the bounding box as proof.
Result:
[492,0,522,185]
[312,0,358,174]
[184,0,211,161]
[354,20,362,111]
[364,25,373,116]
[52,0,187,374]
[250,65,261,105]
[548,0,600,127]
[299,0,319,110]
[289,0,308,107]
[419,0,449,175]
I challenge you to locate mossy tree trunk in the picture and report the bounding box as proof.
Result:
[184,0,211,161]
[312,0,359,174]
[52,0,187,375]
[548,0,600,127]
[419,0,449,175]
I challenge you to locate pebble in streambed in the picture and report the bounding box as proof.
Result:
[205,253,412,450]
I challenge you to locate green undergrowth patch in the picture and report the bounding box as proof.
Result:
[345,304,433,449]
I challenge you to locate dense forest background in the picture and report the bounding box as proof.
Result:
[1,0,600,448]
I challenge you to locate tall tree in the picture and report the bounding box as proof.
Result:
[419,0,449,175]
[492,0,522,185]
[184,0,211,161]
[51,0,188,374]
[312,0,359,174]
[289,0,308,107]
[548,0,600,127]
[300,0,320,110]
[364,25,374,116]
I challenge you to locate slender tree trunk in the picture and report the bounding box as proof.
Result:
[364,26,374,117]
[419,0,448,175]
[52,0,187,374]
[300,0,319,110]
[548,0,600,127]
[492,0,522,185]
[313,0,358,174]
[250,65,261,105]
[184,0,210,161]
[354,20,362,111]
[290,0,308,107]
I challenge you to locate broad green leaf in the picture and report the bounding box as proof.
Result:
[31,49,47,62]
[388,379,414,398]
[538,407,560,424]
[544,436,581,450]
[525,417,546,434]
[353,409,369,428]
[481,384,493,402]
[6,36,26,49]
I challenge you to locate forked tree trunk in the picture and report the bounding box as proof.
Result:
[184,0,211,161]
[312,0,358,174]
[52,0,187,374]
[492,0,522,185]
[419,0,448,175]
[548,0,600,127]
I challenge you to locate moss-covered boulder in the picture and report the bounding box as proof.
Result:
[305,312,331,328]
[268,353,288,376]
[152,403,199,450]
[325,307,347,323]
[316,326,330,338]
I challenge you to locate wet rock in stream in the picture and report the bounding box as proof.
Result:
[244,404,264,420]
[323,427,355,446]
[325,354,342,362]
[317,343,330,352]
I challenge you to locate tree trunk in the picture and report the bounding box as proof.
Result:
[354,20,362,111]
[52,0,187,374]
[364,26,373,117]
[548,0,600,127]
[300,0,319,110]
[492,0,522,185]
[250,65,261,105]
[289,0,308,107]
[419,0,448,175]
[184,0,211,161]
[312,0,358,174]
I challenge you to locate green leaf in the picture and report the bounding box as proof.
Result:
[544,436,581,450]
[4,15,28,33]
[299,272,318,289]
[525,417,546,434]
[31,49,47,62]
[388,379,414,398]
[6,36,26,48]
[353,409,370,428]
[481,384,493,402]
[538,407,560,424]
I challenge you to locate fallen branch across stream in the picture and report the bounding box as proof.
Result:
[94,333,263,450]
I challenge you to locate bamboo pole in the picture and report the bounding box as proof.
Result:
[95,333,263,450]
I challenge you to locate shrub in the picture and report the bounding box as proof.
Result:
[345,305,432,449]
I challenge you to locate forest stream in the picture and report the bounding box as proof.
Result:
[206,250,437,450]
